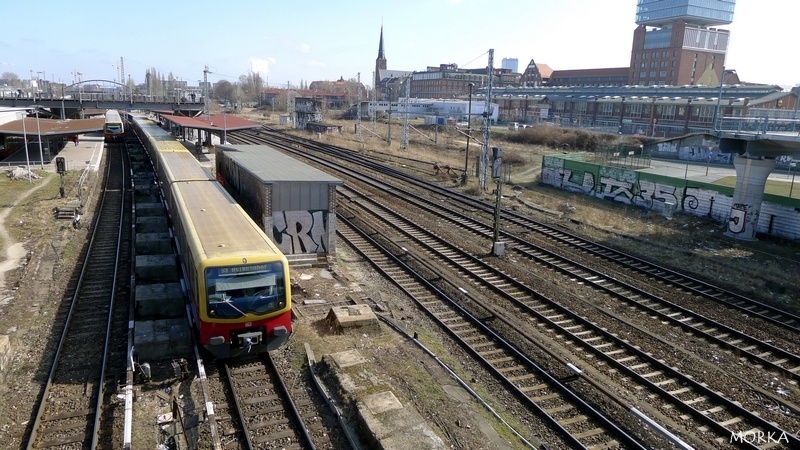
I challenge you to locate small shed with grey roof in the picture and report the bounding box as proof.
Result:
[215,144,343,259]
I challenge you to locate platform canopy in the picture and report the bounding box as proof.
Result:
[158,113,262,133]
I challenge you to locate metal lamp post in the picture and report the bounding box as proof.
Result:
[463,83,474,185]
[35,107,44,169]
[21,113,31,183]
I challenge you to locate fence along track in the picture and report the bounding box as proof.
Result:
[27,144,128,449]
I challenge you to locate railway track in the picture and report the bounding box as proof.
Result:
[237,128,800,336]
[336,183,799,447]
[230,127,800,447]
[26,143,131,449]
[203,349,342,449]
[114,122,352,450]
[336,215,646,449]
[233,129,800,358]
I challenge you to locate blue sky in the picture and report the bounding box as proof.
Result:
[1,0,796,89]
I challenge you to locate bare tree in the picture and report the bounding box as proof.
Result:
[215,80,235,105]
[0,72,20,86]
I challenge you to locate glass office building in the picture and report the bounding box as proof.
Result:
[636,0,735,27]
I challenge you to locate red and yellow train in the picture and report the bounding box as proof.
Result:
[128,115,292,358]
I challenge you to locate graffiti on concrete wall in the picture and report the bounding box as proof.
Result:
[633,180,679,212]
[727,202,764,237]
[271,210,329,254]
[541,167,595,194]
[541,156,799,239]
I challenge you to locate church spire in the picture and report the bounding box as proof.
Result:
[375,26,387,97]
[377,25,386,60]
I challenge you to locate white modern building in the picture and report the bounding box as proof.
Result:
[362,98,498,123]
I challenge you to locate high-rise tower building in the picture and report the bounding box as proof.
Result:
[501,58,519,73]
[629,0,735,86]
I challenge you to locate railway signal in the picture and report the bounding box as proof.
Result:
[56,156,66,197]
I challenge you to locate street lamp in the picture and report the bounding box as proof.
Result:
[35,107,44,169]
[463,83,474,185]
[21,112,31,183]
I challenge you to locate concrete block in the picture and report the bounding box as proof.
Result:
[135,202,166,218]
[329,349,368,369]
[135,282,185,319]
[326,304,380,333]
[135,254,178,282]
[135,232,172,255]
[133,183,158,198]
[357,391,446,449]
[134,318,191,361]
[136,216,169,234]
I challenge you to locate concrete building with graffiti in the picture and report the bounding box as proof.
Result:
[540,151,800,240]
[215,144,343,263]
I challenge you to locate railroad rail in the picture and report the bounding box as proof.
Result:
[237,127,800,335]
[336,215,646,449]
[26,143,131,449]
[203,351,339,449]
[230,127,800,447]
[336,183,799,447]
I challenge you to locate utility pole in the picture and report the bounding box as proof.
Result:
[370,77,376,131]
[203,65,210,121]
[479,49,494,190]
[463,82,474,185]
[387,87,392,145]
[491,146,504,256]
[356,72,362,140]
[401,79,410,150]
[120,57,125,99]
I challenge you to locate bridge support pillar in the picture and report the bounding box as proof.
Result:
[724,155,776,241]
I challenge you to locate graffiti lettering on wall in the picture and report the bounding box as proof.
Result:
[542,163,733,216]
[542,157,800,239]
[728,203,758,236]
[541,167,595,194]
[633,180,679,211]
[271,210,329,254]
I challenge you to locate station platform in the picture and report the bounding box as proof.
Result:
[15,130,219,174]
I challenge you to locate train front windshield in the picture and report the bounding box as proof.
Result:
[205,262,287,318]
[105,124,122,133]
